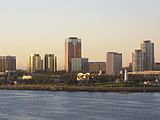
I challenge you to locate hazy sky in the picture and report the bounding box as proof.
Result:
[0,0,160,69]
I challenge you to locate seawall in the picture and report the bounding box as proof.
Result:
[0,85,160,92]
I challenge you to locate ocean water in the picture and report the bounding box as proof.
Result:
[0,90,160,120]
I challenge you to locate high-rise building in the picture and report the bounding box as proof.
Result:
[65,37,81,72]
[141,40,154,71]
[89,62,106,73]
[106,52,122,75]
[44,54,57,72]
[28,54,43,73]
[132,50,144,72]
[0,56,16,72]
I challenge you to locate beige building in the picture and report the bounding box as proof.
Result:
[28,54,43,73]
[106,52,122,75]
[89,62,106,73]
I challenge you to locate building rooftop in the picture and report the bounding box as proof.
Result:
[68,37,78,39]
[107,52,122,55]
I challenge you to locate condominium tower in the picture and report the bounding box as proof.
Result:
[132,50,144,72]
[0,56,16,72]
[28,54,43,73]
[65,37,81,72]
[141,40,154,71]
[132,40,155,72]
[44,54,57,72]
[106,52,122,75]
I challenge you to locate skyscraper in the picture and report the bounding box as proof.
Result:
[28,54,43,73]
[44,54,57,72]
[106,52,122,75]
[141,40,154,71]
[132,50,144,72]
[65,37,81,72]
[0,56,16,72]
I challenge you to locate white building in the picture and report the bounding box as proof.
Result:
[106,52,122,75]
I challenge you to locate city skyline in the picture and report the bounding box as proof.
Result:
[0,0,160,69]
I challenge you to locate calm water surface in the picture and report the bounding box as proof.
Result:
[0,90,160,120]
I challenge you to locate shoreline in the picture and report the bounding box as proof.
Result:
[0,85,160,92]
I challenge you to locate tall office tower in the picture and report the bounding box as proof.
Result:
[44,54,57,72]
[28,54,43,73]
[141,40,154,71]
[0,56,16,72]
[65,37,81,72]
[106,52,122,75]
[132,50,144,72]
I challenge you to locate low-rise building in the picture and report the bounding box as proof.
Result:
[71,58,89,73]
[89,62,106,73]
[154,62,160,71]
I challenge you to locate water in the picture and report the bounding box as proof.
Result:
[0,90,160,120]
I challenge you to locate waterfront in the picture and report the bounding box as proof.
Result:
[0,90,160,120]
[1,84,160,92]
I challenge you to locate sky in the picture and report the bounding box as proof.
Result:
[0,0,160,70]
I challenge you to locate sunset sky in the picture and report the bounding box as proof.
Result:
[0,0,160,69]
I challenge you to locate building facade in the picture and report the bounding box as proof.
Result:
[28,54,43,73]
[141,40,154,71]
[89,62,106,73]
[44,54,57,72]
[65,37,81,72]
[71,58,88,73]
[0,56,16,72]
[106,52,122,75]
[71,58,82,72]
[132,40,155,72]
[81,58,89,73]
[132,50,144,72]
[154,62,160,71]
